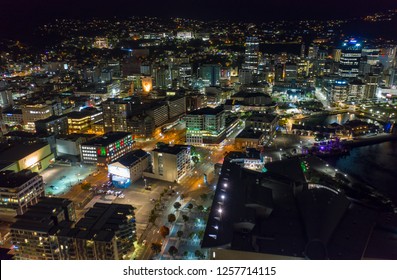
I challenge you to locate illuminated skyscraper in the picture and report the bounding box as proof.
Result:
[338,39,363,78]
[243,37,260,74]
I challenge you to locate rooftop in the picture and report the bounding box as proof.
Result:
[235,129,264,140]
[83,132,132,147]
[115,149,150,167]
[0,170,40,189]
[187,106,224,116]
[153,144,190,155]
[0,142,49,162]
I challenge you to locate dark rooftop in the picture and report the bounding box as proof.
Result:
[116,149,150,167]
[35,114,67,124]
[187,106,224,116]
[0,170,40,189]
[202,154,397,259]
[153,144,189,155]
[83,132,132,147]
[235,129,264,140]
[0,142,48,162]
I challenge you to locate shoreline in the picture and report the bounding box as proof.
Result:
[344,134,397,148]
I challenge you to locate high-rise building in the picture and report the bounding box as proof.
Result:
[66,108,103,134]
[364,74,380,100]
[0,170,45,215]
[35,115,68,136]
[243,37,260,74]
[11,199,135,260]
[330,80,349,102]
[22,104,53,131]
[145,144,191,182]
[184,106,226,145]
[239,69,253,85]
[11,197,76,260]
[338,39,363,78]
[199,64,221,87]
[348,80,366,101]
[58,203,136,260]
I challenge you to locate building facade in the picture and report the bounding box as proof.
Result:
[80,132,134,165]
[0,170,45,215]
[185,106,226,145]
[144,144,191,183]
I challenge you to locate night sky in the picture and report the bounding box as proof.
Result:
[1,0,397,39]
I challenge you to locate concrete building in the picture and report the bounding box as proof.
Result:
[11,197,76,260]
[35,115,68,136]
[234,130,265,150]
[245,113,279,142]
[80,132,134,165]
[0,143,54,173]
[338,39,362,78]
[348,80,366,101]
[330,80,349,103]
[144,144,191,183]
[0,170,45,215]
[199,64,221,87]
[22,104,53,131]
[185,106,226,145]
[364,74,380,100]
[108,149,150,188]
[56,134,96,157]
[167,95,186,119]
[66,108,103,134]
[146,103,169,127]
[57,203,136,260]
[1,108,23,126]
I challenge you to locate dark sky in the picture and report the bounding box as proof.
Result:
[1,0,397,39]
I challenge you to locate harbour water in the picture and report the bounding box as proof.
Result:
[327,140,397,205]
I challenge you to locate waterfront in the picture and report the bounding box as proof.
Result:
[327,140,397,205]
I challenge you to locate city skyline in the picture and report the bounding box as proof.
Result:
[1,1,397,40]
[1,1,397,261]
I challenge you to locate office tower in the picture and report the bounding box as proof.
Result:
[148,144,191,183]
[308,45,319,59]
[185,106,226,145]
[331,80,349,102]
[339,39,363,78]
[102,98,137,133]
[348,80,366,101]
[243,37,260,74]
[285,64,298,81]
[199,64,221,87]
[364,74,380,100]
[239,69,253,85]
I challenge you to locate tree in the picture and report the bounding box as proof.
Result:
[177,230,184,239]
[168,246,178,257]
[168,213,176,224]
[182,215,189,223]
[159,225,170,238]
[151,242,162,254]
[195,250,205,259]
[149,212,158,224]
[197,205,204,212]
[173,201,182,211]
[187,203,193,211]
[81,182,91,191]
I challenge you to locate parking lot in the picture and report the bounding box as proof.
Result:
[111,177,181,238]
[41,163,96,195]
